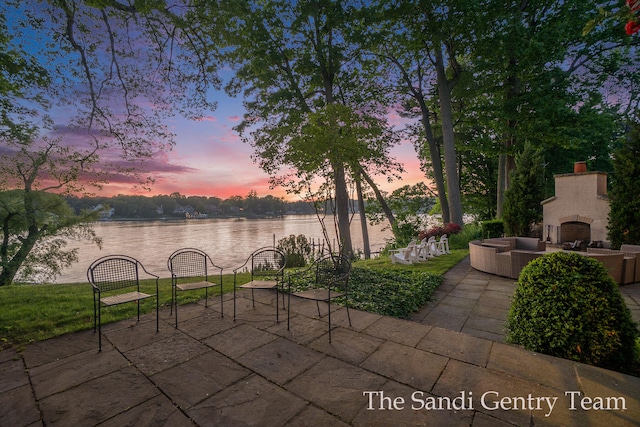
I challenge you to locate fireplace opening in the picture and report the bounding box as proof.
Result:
[560,221,591,244]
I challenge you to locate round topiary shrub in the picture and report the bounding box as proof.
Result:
[506,251,638,373]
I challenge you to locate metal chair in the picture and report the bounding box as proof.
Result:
[233,247,286,322]
[287,253,352,342]
[167,248,224,327]
[87,255,159,351]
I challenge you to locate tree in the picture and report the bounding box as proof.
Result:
[1,1,223,284]
[473,0,640,217]
[607,118,640,248]
[0,138,102,286]
[219,0,402,258]
[285,104,399,255]
[365,183,435,247]
[364,0,474,227]
[359,1,451,224]
[502,142,544,237]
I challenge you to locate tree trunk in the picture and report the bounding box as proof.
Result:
[497,56,521,218]
[355,174,370,259]
[334,161,353,258]
[416,96,450,224]
[359,167,397,232]
[434,45,463,226]
[496,153,506,218]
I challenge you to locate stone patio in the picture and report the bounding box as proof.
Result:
[1,256,639,426]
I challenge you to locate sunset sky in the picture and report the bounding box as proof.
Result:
[98,90,427,201]
[3,3,428,202]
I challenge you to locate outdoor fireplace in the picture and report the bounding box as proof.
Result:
[541,164,610,246]
[560,219,591,244]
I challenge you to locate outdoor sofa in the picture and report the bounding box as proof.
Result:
[587,245,640,285]
[469,237,546,279]
[470,238,639,285]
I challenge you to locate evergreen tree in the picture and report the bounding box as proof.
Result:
[608,120,640,248]
[503,143,544,237]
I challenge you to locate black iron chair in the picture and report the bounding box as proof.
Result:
[233,247,286,322]
[167,248,224,327]
[87,255,159,351]
[286,253,352,342]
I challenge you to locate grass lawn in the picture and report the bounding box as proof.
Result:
[0,250,468,351]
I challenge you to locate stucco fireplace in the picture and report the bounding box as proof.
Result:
[541,165,610,246]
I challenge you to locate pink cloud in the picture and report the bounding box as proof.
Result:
[196,115,217,122]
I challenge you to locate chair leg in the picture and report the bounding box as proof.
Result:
[251,289,255,308]
[275,288,279,323]
[345,291,352,327]
[315,300,321,317]
[170,284,174,315]
[327,300,332,343]
[98,306,102,352]
[175,291,179,328]
[93,298,97,332]
[287,291,291,330]
[220,285,224,318]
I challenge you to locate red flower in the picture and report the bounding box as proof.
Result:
[626,20,640,35]
[628,0,640,12]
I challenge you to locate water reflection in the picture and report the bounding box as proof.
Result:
[56,215,393,283]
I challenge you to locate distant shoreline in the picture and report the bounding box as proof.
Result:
[96,213,311,222]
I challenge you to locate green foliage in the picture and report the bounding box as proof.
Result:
[347,268,442,318]
[607,119,640,248]
[0,190,100,286]
[0,252,470,349]
[287,266,442,318]
[503,143,544,237]
[448,223,483,250]
[481,219,504,238]
[276,234,312,268]
[507,252,638,374]
[366,183,435,246]
[0,275,239,350]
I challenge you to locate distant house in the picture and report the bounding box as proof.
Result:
[186,212,208,219]
[91,204,115,220]
[156,204,164,215]
[173,205,195,215]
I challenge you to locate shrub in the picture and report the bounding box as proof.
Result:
[448,223,482,250]
[418,222,462,241]
[502,142,544,237]
[481,219,503,238]
[506,251,638,373]
[276,234,311,268]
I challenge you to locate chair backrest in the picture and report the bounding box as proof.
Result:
[250,247,286,279]
[88,255,141,293]
[168,248,211,279]
[315,253,352,290]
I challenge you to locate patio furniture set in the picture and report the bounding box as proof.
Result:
[469,237,640,285]
[87,247,351,351]
[389,234,451,265]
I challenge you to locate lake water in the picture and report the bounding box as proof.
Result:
[56,215,394,284]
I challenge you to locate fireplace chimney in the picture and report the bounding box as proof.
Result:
[574,161,587,173]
